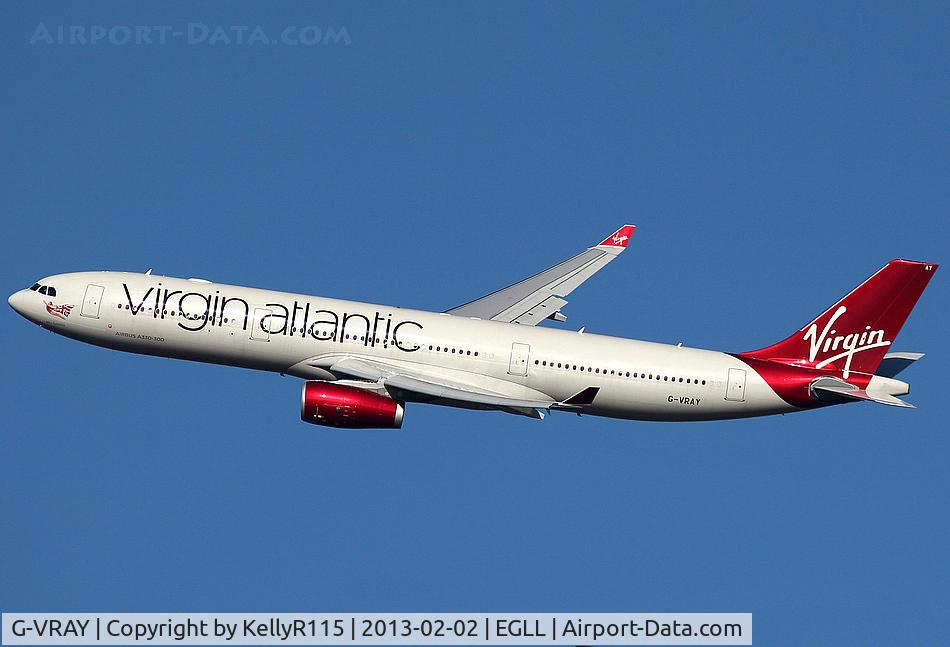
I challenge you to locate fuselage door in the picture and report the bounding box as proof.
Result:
[725,368,747,402]
[250,308,272,341]
[508,342,531,376]
[80,284,105,318]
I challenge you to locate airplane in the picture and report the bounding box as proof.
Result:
[7,226,938,428]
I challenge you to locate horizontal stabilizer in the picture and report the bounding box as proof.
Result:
[876,352,925,378]
[811,378,915,408]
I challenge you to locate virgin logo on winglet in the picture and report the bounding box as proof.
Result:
[598,224,635,248]
[803,305,889,378]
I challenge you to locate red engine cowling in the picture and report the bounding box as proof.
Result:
[300,381,404,429]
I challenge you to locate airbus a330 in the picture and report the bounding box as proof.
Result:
[8,226,937,428]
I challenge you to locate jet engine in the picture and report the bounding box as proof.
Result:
[300,381,404,428]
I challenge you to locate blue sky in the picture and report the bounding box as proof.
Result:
[1,2,947,645]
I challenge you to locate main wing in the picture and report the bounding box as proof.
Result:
[292,355,600,419]
[331,356,555,413]
[445,224,635,325]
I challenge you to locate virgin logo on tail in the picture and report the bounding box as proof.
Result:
[611,233,629,246]
[803,306,890,378]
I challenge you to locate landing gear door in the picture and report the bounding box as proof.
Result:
[508,342,530,376]
[725,368,747,402]
[80,284,105,318]
[250,308,272,341]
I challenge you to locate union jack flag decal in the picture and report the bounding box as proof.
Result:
[45,301,73,319]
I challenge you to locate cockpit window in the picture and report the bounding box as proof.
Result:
[31,283,57,296]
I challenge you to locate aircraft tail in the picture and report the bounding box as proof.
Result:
[740,260,937,378]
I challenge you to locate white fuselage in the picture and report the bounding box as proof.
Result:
[10,271,797,422]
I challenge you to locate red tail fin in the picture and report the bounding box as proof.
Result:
[741,260,937,378]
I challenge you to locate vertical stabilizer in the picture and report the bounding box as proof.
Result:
[740,260,937,377]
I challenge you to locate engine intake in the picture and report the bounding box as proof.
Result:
[300,381,404,429]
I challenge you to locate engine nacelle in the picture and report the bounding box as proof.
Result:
[300,381,404,429]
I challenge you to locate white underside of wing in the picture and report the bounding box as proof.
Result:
[297,355,558,416]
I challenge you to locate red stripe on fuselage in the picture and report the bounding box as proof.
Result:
[732,354,872,409]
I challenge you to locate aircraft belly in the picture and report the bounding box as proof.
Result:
[535,350,797,422]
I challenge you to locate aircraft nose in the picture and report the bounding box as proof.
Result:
[8,289,28,315]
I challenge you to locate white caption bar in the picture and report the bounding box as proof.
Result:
[2,614,750,645]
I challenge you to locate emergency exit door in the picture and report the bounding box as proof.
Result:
[250,308,272,341]
[725,368,747,402]
[80,284,105,318]
[508,343,531,376]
